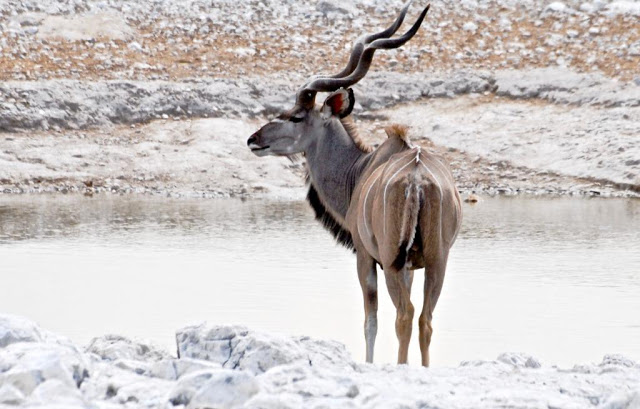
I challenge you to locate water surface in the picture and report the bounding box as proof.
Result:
[0,195,638,367]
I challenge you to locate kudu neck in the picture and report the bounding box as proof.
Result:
[305,119,370,220]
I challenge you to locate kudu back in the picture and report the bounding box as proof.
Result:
[247,1,462,366]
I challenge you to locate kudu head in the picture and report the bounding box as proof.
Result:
[247,1,430,157]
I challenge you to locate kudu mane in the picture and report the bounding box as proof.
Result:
[306,181,355,251]
[340,117,374,154]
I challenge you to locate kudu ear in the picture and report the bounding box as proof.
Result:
[321,88,355,119]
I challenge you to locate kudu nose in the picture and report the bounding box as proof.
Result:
[247,133,258,146]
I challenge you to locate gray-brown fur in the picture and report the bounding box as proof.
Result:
[247,2,463,366]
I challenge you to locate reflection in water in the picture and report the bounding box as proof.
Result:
[0,197,307,243]
[0,195,638,367]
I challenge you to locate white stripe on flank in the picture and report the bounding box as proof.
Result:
[361,169,383,239]
[423,155,462,238]
[419,162,443,200]
[419,159,444,241]
[421,156,443,193]
[420,161,442,197]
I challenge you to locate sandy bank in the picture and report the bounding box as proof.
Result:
[1,89,638,199]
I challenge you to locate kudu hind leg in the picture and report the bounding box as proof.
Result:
[384,265,414,364]
[419,253,447,367]
[357,252,378,363]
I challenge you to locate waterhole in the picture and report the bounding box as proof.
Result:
[1,195,638,366]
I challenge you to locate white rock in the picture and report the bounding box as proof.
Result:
[600,390,640,409]
[173,357,223,378]
[243,395,304,409]
[169,369,259,409]
[0,343,89,397]
[600,354,637,368]
[27,379,83,406]
[176,324,353,375]
[0,315,44,347]
[80,361,172,405]
[86,334,171,362]
[604,1,640,16]
[460,0,479,10]
[498,17,512,31]
[545,2,569,13]
[566,29,579,38]
[176,324,240,364]
[229,47,256,57]
[542,1,573,15]
[133,62,152,70]
[0,384,25,405]
[579,2,595,13]
[128,41,143,52]
[545,34,564,47]
[111,375,173,406]
[316,1,357,17]
[592,0,608,11]
[497,352,542,368]
[462,22,478,32]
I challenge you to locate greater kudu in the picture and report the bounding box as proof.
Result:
[247,2,462,366]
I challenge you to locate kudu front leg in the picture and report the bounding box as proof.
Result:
[384,266,414,364]
[357,252,378,363]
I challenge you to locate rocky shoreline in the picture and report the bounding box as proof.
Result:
[1,314,639,409]
[1,68,638,133]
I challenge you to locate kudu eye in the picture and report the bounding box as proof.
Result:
[289,115,304,123]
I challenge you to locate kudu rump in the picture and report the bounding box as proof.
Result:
[247,2,462,366]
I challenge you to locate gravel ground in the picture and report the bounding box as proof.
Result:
[1,0,639,81]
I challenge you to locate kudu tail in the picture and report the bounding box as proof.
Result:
[392,181,422,271]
